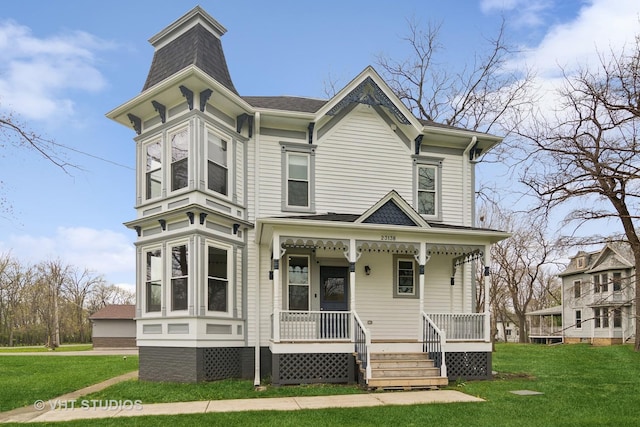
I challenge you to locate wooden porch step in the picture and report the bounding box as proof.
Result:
[371,366,441,377]
[370,352,431,361]
[367,376,449,388]
[370,359,435,369]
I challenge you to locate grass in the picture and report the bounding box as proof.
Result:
[5,344,640,425]
[0,344,93,353]
[0,355,138,412]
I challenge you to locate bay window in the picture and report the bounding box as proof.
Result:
[207,246,229,312]
[170,127,189,191]
[145,140,162,200]
[145,249,162,313]
[171,244,188,311]
[207,130,228,196]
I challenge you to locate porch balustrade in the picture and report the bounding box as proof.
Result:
[422,312,447,377]
[276,310,352,341]
[426,313,486,341]
[528,325,563,336]
[353,312,371,383]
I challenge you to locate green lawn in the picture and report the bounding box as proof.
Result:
[5,344,640,426]
[0,355,138,412]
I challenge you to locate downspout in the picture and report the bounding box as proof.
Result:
[253,112,261,387]
[462,136,477,227]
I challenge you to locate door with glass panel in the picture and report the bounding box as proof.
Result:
[320,266,349,339]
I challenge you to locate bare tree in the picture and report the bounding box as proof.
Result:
[375,17,534,135]
[517,35,640,350]
[62,267,106,342]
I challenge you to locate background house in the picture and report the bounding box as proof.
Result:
[495,319,520,343]
[89,304,136,348]
[560,243,635,346]
[526,306,562,344]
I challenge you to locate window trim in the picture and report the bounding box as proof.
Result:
[612,272,622,292]
[281,142,316,213]
[575,310,582,329]
[393,255,419,299]
[576,257,586,268]
[412,156,443,221]
[573,280,581,298]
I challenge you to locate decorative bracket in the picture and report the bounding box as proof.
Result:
[134,226,141,237]
[308,122,315,144]
[199,213,208,225]
[414,135,424,155]
[158,219,166,231]
[127,114,142,135]
[200,89,213,111]
[186,211,195,224]
[179,85,194,110]
[151,101,166,123]
[236,113,254,137]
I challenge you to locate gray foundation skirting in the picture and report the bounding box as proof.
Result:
[272,353,355,385]
[446,351,492,380]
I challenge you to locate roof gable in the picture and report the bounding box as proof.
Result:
[588,243,634,273]
[356,191,428,227]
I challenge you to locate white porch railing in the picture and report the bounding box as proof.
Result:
[421,312,447,378]
[276,310,352,341]
[353,312,371,384]
[426,313,486,341]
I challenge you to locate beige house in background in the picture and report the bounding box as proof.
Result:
[89,305,136,348]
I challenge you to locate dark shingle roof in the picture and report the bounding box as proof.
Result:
[89,304,135,320]
[143,24,237,94]
[362,200,417,226]
[242,96,327,113]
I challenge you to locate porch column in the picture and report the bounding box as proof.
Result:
[273,233,281,342]
[349,238,357,312]
[418,242,427,341]
[484,244,491,343]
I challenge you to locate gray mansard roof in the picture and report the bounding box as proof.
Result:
[143,23,238,94]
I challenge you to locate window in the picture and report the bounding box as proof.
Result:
[573,280,581,298]
[600,273,608,292]
[575,310,582,329]
[417,165,436,215]
[394,256,418,298]
[145,249,162,313]
[594,308,609,328]
[170,127,189,191]
[613,308,622,328]
[145,140,162,200]
[576,257,586,268]
[613,272,622,292]
[594,275,600,293]
[207,130,228,196]
[287,256,309,311]
[413,157,442,219]
[170,244,188,311]
[281,143,315,212]
[207,246,228,312]
[287,153,309,207]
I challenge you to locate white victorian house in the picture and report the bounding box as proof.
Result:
[107,7,509,387]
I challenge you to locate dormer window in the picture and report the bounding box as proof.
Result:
[576,257,585,269]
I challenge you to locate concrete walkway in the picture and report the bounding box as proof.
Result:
[0,350,483,423]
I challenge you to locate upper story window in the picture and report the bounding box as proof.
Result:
[413,157,443,220]
[207,245,229,313]
[145,140,162,200]
[594,273,608,293]
[170,127,189,191]
[170,244,188,311]
[612,272,622,291]
[207,129,229,196]
[576,257,586,268]
[281,143,316,212]
[145,248,162,313]
[573,280,581,298]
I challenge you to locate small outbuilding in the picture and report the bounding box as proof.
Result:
[89,304,136,348]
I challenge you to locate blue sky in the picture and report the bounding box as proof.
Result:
[0,0,638,290]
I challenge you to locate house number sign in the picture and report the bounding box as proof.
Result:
[381,235,396,241]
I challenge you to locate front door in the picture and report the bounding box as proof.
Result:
[320,266,349,339]
[320,266,349,311]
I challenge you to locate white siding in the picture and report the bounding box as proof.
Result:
[315,105,413,213]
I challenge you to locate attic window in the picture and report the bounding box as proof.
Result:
[576,257,585,268]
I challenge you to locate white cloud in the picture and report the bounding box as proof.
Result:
[0,20,112,122]
[480,0,552,27]
[511,0,640,77]
[0,226,135,286]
